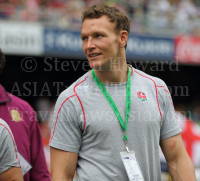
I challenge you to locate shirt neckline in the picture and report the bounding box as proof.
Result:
[87,65,135,89]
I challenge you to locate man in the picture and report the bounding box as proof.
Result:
[0,118,23,181]
[0,49,51,181]
[50,5,196,181]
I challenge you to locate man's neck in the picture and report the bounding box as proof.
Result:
[94,64,132,84]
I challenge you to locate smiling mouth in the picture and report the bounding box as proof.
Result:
[89,53,101,58]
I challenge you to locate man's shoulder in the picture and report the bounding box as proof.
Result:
[0,118,8,128]
[56,71,90,105]
[133,68,166,87]
[60,71,90,97]
[7,93,33,111]
[0,118,11,136]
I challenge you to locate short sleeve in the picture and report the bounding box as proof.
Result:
[159,82,182,140]
[49,92,82,153]
[0,120,20,174]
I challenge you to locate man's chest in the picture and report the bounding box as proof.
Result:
[79,90,162,141]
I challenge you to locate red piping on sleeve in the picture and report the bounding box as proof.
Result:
[0,123,20,166]
[134,70,163,119]
[49,76,89,143]
[164,89,169,93]
[49,95,76,143]
[73,76,88,131]
[157,87,177,119]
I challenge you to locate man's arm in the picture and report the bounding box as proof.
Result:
[50,147,78,181]
[160,133,196,180]
[0,119,23,181]
[0,167,23,181]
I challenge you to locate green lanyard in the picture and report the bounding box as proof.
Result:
[92,68,132,144]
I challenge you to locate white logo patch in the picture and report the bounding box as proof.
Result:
[78,85,90,91]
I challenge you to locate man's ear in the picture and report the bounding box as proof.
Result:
[119,30,128,48]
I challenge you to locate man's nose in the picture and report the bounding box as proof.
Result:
[87,37,95,50]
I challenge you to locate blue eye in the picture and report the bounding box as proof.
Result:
[96,34,102,38]
[82,37,88,41]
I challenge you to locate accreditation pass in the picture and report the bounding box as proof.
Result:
[120,151,144,181]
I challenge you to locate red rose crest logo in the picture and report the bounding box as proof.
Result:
[136,92,147,102]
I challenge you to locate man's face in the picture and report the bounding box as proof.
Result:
[81,15,121,70]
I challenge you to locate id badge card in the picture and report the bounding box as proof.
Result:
[120,151,144,181]
[18,152,32,175]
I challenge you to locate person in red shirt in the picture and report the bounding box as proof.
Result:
[0,49,51,181]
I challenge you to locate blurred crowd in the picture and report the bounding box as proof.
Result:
[175,101,200,123]
[0,0,200,36]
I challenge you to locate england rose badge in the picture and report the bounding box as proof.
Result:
[136,92,147,102]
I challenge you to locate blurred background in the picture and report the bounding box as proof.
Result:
[0,0,200,180]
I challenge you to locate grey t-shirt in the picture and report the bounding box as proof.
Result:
[50,67,182,181]
[0,118,20,174]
